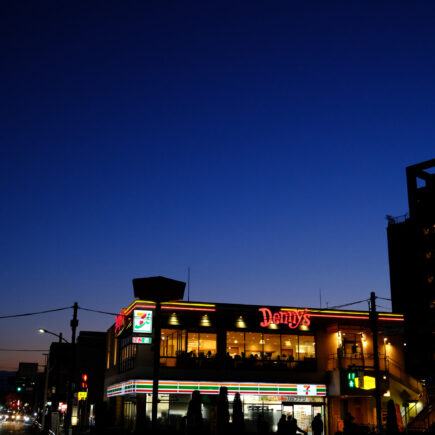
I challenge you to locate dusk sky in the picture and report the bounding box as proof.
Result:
[1,1,434,371]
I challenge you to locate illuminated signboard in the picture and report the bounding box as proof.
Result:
[355,376,376,390]
[259,308,311,329]
[133,310,153,333]
[115,309,126,333]
[108,380,327,397]
[133,336,152,344]
[78,392,88,401]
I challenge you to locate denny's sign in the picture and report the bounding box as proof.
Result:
[259,308,311,329]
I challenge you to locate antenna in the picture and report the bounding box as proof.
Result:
[187,267,190,301]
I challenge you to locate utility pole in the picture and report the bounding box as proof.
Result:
[151,301,161,434]
[370,292,383,433]
[65,302,79,435]
[71,302,78,344]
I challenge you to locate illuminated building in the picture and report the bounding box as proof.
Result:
[104,298,422,434]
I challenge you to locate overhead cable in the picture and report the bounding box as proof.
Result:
[78,306,118,316]
[0,349,49,352]
[0,306,73,319]
[328,298,370,309]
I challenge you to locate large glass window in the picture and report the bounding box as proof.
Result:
[187,332,199,356]
[226,332,316,363]
[199,332,217,357]
[298,336,316,359]
[227,331,244,357]
[161,329,186,357]
[161,329,217,365]
[281,334,298,361]
[245,333,262,358]
[263,334,281,359]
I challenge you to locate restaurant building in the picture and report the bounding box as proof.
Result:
[104,298,423,434]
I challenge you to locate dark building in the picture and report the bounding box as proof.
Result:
[43,331,106,431]
[386,158,435,379]
[15,362,40,410]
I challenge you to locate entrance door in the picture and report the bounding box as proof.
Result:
[293,404,313,434]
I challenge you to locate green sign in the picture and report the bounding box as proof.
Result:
[347,371,356,388]
[133,310,153,333]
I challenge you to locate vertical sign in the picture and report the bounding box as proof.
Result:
[133,310,153,333]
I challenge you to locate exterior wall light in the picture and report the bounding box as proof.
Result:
[235,316,246,328]
[200,314,211,327]
[168,313,179,325]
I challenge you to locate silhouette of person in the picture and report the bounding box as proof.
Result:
[290,417,307,435]
[277,414,287,434]
[312,413,323,435]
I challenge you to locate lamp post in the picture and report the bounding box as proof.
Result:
[39,328,70,344]
[132,276,185,434]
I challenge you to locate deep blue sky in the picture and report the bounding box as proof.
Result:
[1,1,434,370]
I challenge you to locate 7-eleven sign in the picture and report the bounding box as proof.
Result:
[297,385,312,396]
[133,310,153,333]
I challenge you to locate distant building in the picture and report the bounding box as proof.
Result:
[15,362,40,411]
[386,159,435,379]
[44,331,106,430]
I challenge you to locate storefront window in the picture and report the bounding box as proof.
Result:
[226,332,316,364]
[199,333,217,356]
[245,333,263,358]
[187,332,199,356]
[281,335,298,361]
[227,331,245,357]
[298,336,315,359]
[161,329,186,357]
[161,329,216,366]
[263,334,280,360]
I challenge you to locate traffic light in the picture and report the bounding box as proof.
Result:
[16,387,22,392]
[81,374,88,390]
[347,370,356,388]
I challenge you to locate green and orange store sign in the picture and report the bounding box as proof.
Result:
[107,380,326,398]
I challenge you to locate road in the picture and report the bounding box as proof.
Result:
[0,421,34,434]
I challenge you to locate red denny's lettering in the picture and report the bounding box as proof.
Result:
[259,307,311,329]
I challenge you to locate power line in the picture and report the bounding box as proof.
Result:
[78,306,118,316]
[376,304,391,310]
[0,306,73,319]
[0,349,48,352]
[328,298,370,309]
[376,296,392,301]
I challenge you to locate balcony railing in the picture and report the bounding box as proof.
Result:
[160,353,317,371]
[327,353,388,371]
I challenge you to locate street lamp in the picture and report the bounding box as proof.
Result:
[38,328,70,343]
[132,276,186,434]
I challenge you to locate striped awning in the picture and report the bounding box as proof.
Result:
[107,380,326,398]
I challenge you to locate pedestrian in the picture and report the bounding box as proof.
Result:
[277,414,287,434]
[312,413,323,435]
[290,418,307,435]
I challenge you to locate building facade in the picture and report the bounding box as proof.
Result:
[104,298,422,434]
[386,158,435,380]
